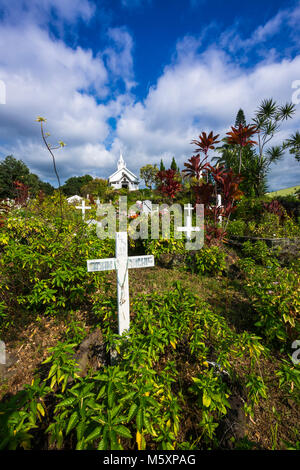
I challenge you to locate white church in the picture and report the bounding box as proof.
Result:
[108,153,139,191]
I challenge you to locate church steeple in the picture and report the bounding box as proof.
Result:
[117,152,126,170]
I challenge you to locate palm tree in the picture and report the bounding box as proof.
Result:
[283,131,300,162]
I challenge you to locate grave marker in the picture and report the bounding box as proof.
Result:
[87,232,154,335]
[177,203,200,240]
[217,194,222,224]
[76,199,91,221]
[142,200,152,214]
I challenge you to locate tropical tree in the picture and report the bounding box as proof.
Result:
[283,131,300,162]
[61,175,93,196]
[159,159,166,171]
[140,164,158,190]
[156,169,182,200]
[191,131,220,165]
[170,157,179,172]
[225,124,258,173]
[0,155,54,199]
[253,98,296,162]
[235,108,247,127]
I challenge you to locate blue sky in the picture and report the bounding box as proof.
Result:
[0,0,299,190]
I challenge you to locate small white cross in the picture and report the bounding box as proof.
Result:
[87,232,154,336]
[177,203,200,240]
[75,199,91,221]
[217,194,222,224]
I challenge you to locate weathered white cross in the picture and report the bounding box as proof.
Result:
[217,194,222,224]
[0,340,5,365]
[87,232,154,336]
[177,203,200,240]
[76,199,91,221]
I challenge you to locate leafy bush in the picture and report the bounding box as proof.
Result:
[240,262,300,347]
[144,237,186,257]
[189,246,227,276]
[241,240,279,267]
[234,197,269,222]
[0,283,267,450]
[226,220,246,237]
[247,212,300,238]
[0,199,114,333]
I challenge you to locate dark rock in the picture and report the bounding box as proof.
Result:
[73,329,109,377]
[218,394,246,449]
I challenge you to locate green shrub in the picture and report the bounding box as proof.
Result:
[226,220,246,237]
[241,263,300,347]
[144,237,186,257]
[0,202,114,332]
[190,246,227,276]
[0,283,267,450]
[234,197,269,222]
[241,240,279,267]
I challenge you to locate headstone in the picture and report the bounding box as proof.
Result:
[75,199,91,221]
[87,232,154,335]
[177,203,200,240]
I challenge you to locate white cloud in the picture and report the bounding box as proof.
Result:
[0,21,136,182]
[0,0,95,26]
[103,27,137,91]
[0,1,299,192]
[115,42,300,189]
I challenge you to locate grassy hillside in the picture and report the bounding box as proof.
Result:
[266,185,300,197]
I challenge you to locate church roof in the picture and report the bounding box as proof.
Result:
[108,153,139,183]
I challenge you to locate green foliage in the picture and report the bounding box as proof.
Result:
[170,157,179,172]
[189,369,230,441]
[61,175,93,197]
[226,219,246,237]
[275,360,300,403]
[0,196,114,333]
[139,164,158,190]
[0,283,267,450]
[0,155,54,199]
[241,240,279,267]
[80,178,109,199]
[240,262,300,347]
[247,213,300,238]
[190,246,227,276]
[144,237,186,257]
[235,108,247,127]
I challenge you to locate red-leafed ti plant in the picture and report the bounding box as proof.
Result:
[156,169,182,201]
[226,124,258,173]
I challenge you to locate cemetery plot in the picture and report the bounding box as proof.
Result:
[87,232,154,335]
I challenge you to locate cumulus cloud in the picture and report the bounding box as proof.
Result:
[0,0,299,191]
[114,10,300,190]
[0,19,135,182]
[103,27,137,91]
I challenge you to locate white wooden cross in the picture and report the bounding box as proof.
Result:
[217,194,222,224]
[0,340,5,365]
[177,203,200,240]
[75,199,91,221]
[142,200,152,214]
[87,232,154,336]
